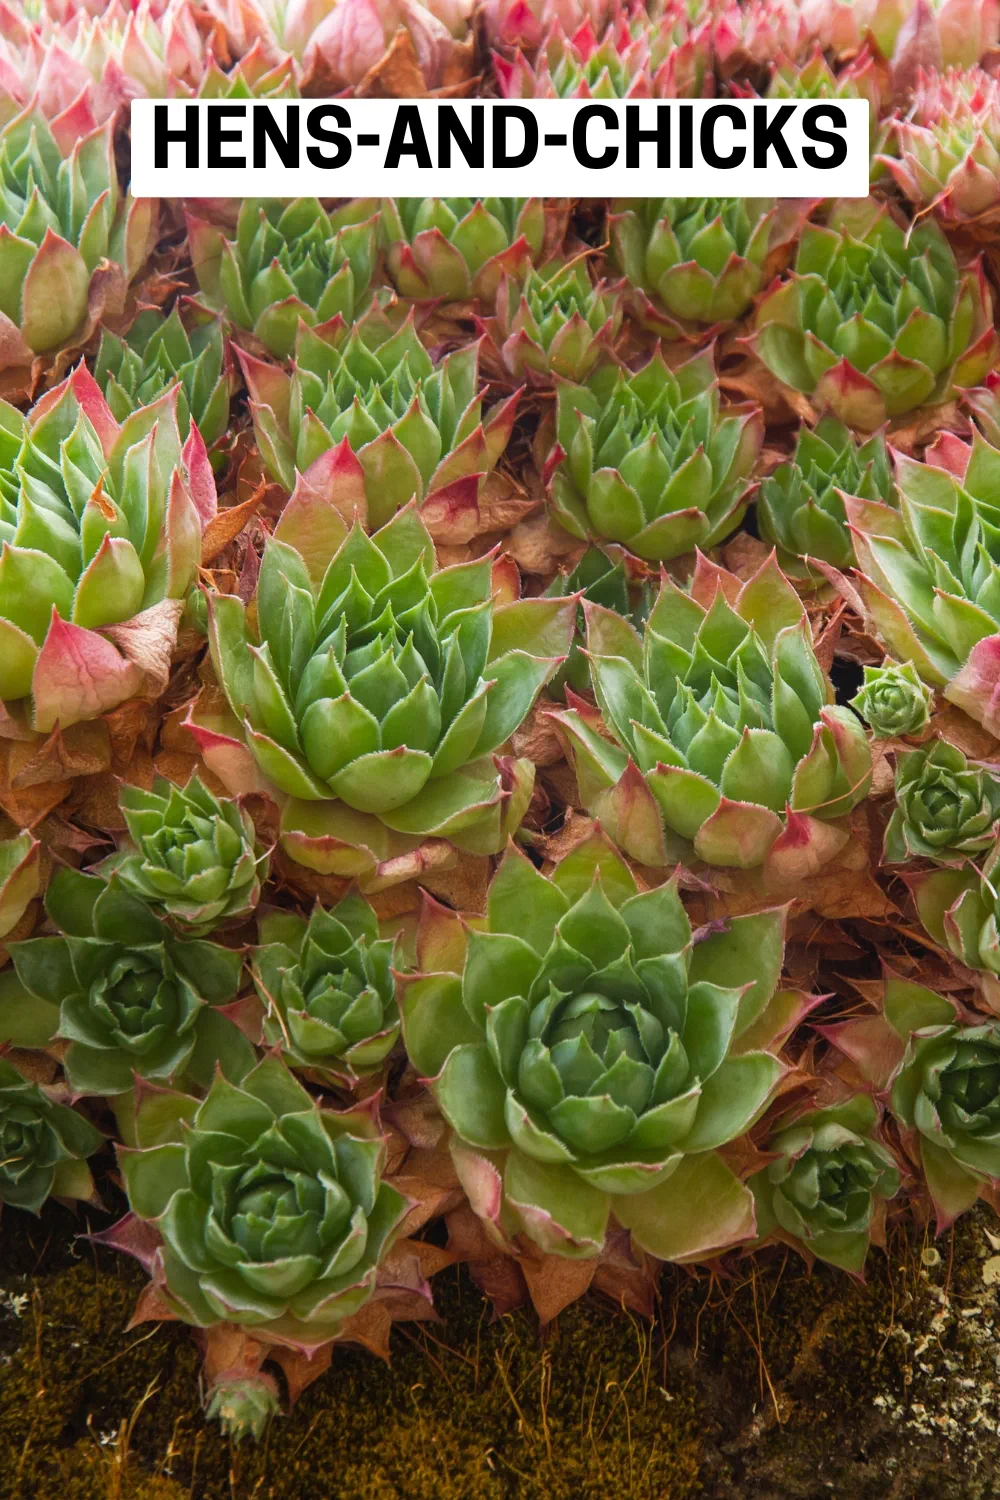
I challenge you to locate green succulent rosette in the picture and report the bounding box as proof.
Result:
[751,198,996,430]
[848,428,1000,737]
[0,1056,102,1215]
[849,660,933,738]
[884,739,1000,865]
[911,836,1000,1007]
[878,978,1000,1227]
[0,365,216,734]
[749,1095,900,1273]
[543,545,652,700]
[401,833,791,1261]
[93,304,232,456]
[199,495,574,885]
[487,258,624,385]
[757,415,897,578]
[0,107,154,361]
[187,198,379,360]
[97,775,270,935]
[546,346,763,564]
[609,197,781,337]
[251,894,400,1087]
[1,869,253,1098]
[380,198,563,302]
[241,302,519,535]
[111,1056,410,1349]
[551,554,873,872]
[205,1375,281,1444]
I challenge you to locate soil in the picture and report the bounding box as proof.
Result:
[1,1177,998,1500]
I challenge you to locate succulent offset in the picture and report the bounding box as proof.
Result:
[751,198,996,429]
[749,1096,900,1272]
[884,739,1000,864]
[401,834,789,1260]
[552,555,873,871]
[911,838,1000,1008]
[545,347,762,563]
[884,979,1000,1226]
[850,660,933,738]
[252,894,401,1086]
[99,775,270,934]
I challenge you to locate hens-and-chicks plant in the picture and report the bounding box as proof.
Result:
[5,0,1000,1447]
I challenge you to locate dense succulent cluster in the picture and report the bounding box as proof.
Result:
[12,0,1000,1453]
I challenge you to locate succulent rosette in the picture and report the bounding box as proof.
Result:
[849,660,933,738]
[882,67,1000,227]
[543,545,652,699]
[748,1096,900,1273]
[1,869,253,1098]
[380,198,565,303]
[847,427,1000,735]
[493,10,714,101]
[609,198,786,338]
[545,346,763,564]
[188,198,379,360]
[0,106,154,361]
[485,258,623,386]
[750,199,996,430]
[0,365,217,733]
[886,981,1000,1225]
[756,416,896,578]
[0,1056,102,1215]
[824,974,1000,1226]
[251,894,400,1086]
[400,833,790,1261]
[111,1056,410,1348]
[551,554,873,872]
[97,775,270,935]
[0,831,40,940]
[93,304,232,455]
[884,739,1000,864]
[910,836,1000,1005]
[242,302,519,536]
[199,497,574,884]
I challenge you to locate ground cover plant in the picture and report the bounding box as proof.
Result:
[5,0,1000,1490]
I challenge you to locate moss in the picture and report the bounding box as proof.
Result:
[2,1198,999,1498]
